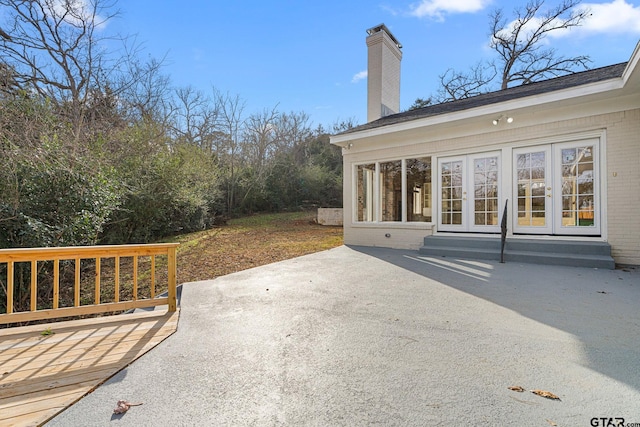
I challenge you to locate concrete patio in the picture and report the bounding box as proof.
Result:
[47,245,640,426]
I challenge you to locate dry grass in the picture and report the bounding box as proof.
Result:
[1,211,342,327]
[171,211,343,284]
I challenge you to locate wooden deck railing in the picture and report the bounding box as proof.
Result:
[0,243,179,324]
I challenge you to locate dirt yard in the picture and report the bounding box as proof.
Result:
[172,211,343,284]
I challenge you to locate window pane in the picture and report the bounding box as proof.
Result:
[356,164,375,222]
[472,155,499,227]
[406,157,432,222]
[381,160,402,221]
[560,145,596,228]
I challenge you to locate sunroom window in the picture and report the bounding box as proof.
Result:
[354,157,432,223]
[356,164,376,222]
[381,160,402,221]
[407,157,432,222]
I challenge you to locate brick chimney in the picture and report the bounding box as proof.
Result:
[366,24,402,122]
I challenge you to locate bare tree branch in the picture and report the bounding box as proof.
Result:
[425,0,591,102]
[0,0,123,140]
[490,0,591,89]
[437,62,497,102]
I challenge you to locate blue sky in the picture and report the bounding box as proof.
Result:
[112,0,640,128]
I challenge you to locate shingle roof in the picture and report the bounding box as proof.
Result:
[340,63,628,135]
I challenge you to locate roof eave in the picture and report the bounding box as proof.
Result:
[330,76,626,146]
[622,40,640,85]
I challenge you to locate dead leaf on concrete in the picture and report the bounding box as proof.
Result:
[531,390,561,400]
[113,400,143,414]
[508,385,526,392]
[546,419,558,426]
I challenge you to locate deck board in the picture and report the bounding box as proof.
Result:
[0,309,179,426]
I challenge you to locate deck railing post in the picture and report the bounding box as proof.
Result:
[7,261,14,314]
[167,246,177,312]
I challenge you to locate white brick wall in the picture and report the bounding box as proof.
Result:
[341,108,640,264]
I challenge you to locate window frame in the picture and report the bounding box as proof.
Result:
[353,157,433,224]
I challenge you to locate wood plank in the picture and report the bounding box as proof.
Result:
[0,365,124,400]
[0,333,173,396]
[0,318,178,363]
[4,405,71,427]
[0,381,96,415]
[0,309,177,338]
[0,309,179,427]
[168,247,177,312]
[0,297,170,324]
[74,257,80,307]
[95,256,101,305]
[0,327,176,370]
[53,259,60,310]
[6,261,13,314]
[0,320,178,357]
[1,329,175,377]
[30,260,37,312]
[0,243,180,262]
[0,310,175,344]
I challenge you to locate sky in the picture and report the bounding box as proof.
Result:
[110,0,640,128]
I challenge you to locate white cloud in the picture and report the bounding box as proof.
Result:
[579,0,640,35]
[410,0,492,20]
[493,0,640,45]
[351,70,367,83]
[48,0,107,29]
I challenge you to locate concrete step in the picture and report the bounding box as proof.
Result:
[418,245,501,260]
[504,250,615,269]
[505,239,612,256]
[419,235,502,250]
[419,235,615,269]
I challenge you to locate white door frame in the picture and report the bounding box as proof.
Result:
[513,145,553,234]
[437,156,467,232]
[553,139,601,235]
[437,151,501,233]
[512,139,601,235]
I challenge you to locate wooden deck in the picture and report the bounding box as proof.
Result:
[0,309,179,426]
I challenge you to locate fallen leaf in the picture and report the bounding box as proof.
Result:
[508,386,526,392]
[531,390,561,400]
[113,400,143,414]
[546,420,557,426]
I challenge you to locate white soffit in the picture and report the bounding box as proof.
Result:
[332,77,629,146]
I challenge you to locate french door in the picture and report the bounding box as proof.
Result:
[513,140,600,235]
[438,152,501,233]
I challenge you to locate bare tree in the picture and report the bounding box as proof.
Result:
[170,86,219,151]
[273,111,312,152]
[430,0,591,103]
[120,55,172,125]
[243,106,279,171]
[491,0,591,89]
[0,0,140,141]
[437,62,497,102]
[213,90,246,214]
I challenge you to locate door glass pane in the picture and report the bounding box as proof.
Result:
[380,160,402,221]
[356,164,375,222]
[516,152,547,227]
[441,160,463,225]
[473,156,499,226]
[560,146,595,227]
[406,157,432,222]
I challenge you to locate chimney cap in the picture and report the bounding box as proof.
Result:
[366,23,402,49]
